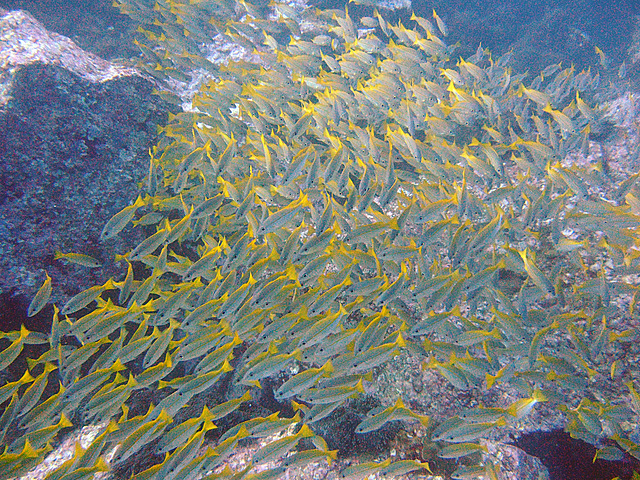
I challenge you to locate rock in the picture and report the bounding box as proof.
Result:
[0,9,139,106]
[489,442,550,480]
[0,9,173,325]
[0,0,137,62]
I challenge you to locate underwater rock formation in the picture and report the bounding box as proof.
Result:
[0,9,139,105]
[0,9,173,307]
[0,1,138,61]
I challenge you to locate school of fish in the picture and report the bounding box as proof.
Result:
[3,0,640,478]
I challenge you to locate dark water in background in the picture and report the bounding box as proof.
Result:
[411,0,639,72]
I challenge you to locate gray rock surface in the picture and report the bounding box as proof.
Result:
[0,9,172,319]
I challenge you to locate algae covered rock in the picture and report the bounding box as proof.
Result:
[0,9,173,309]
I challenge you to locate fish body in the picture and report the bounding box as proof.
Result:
[27,273,52,317]
[101,196,145,241]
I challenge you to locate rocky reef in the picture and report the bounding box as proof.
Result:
[0,9,173,312]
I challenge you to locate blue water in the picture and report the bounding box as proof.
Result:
[410,0,638,73]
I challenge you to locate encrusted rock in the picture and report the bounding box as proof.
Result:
[0,9,172,320]
[0,8,139,106]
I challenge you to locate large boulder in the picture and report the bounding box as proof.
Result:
[0,9,172,328]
